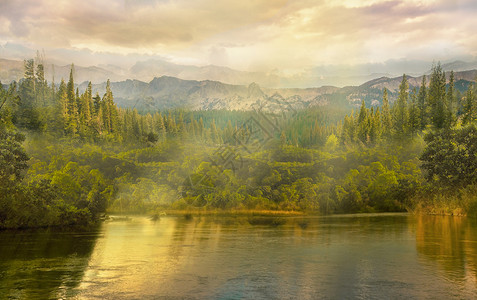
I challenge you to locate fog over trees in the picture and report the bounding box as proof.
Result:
[1,59,477,228]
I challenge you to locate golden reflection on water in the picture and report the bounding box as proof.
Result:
[2,214,477,299]
[415,215,477,287]
[71,214,477,299]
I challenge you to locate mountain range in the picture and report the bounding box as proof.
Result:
[2,57,477,89]
[2,56,476,112]
[79,70,476,112]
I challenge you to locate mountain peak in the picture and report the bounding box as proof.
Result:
[247,82,264,98]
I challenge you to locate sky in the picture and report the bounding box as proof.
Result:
[0,0,476,73]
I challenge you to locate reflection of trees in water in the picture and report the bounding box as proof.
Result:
[464,219,477,284]
[169,214,412,250]
[415,215,477,283]
[0,227,101,299]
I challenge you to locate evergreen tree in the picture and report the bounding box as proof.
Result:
[428,63,448,129]
[92,93,101,116]
[381,88,392,138]
[20,59,35,106]
[84,82,93,123]
[408,88,420,137]
[56,79,68,133]
[462,83,475,125]
[102,80,112,133]
[417,75,427,129]
[66,64,78,135]
[132,109,141,138]
[189,117,197,138]
[17,59,42,130]
[357,100,369,144]
[392,74,409,137]
[153,112,166,141]
[341,112,356,145]
[210,120,219,144]
[368,107,380,144]
[78,84,93,138]
[224,119,234,144]
[35,63,47,107]
[446,70,456,126]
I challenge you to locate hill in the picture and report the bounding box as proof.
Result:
[79,71,475,112]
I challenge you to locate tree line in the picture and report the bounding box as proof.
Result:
[1,59,477,229]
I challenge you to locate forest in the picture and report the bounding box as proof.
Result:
[1,59,477,229]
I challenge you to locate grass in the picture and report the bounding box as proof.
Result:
[410,184,477,217]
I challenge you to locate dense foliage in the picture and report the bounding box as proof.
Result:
[1,59,477,228]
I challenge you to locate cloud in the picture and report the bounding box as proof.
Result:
[208,46,228,66]
[1,0,476,70]
[215,0,477,69]
[0,0,287,50]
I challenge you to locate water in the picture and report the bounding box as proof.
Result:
[1,213,477,299]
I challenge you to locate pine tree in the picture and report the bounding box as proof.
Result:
[341,112,356,145]
[392,74,409,137]
[153,112,166,141]
[417,75,427,129]
[56,79,68,134]
[408,88,420,137]
[210,120,219,144]
[132,109,141,138]
[428,63,448,129]
[17,59,42,130]
[177,112,185,133]
[35,63,47,106]
[84,82,92,123]
[224,119,234,144]
[198,117,205,140]
[92,93,101,116]
[190,117,197,138]
[66,64,78,135]
[78,84,93,138]
[447,71,456,126]
[381,88,392,138]
[369,107,381,144]
[90,92,103,135]
[20,59,35,106]
[102,80,114,133]
[462,83,475,125]
[357,100,369,144]
[76,87,81,116]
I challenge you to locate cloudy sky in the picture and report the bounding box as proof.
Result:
[0,0,476,72]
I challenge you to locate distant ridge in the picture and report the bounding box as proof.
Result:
[3,56,476,111]
[2,57,477,89]
[77,71,475,112]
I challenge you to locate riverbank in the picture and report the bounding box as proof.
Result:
[159,209,306,217]
[409,184,477,218]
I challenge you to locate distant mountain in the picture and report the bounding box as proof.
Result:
[2,57,477,89]
[440,61,477,73]
[3,55,476,111]
[79,70,475,112]
[129,59,285,87]
[361,70,477,93]
[0,58,23,83]
[79,76,343,112]
[0,58,124,84]
[44,64,125,84]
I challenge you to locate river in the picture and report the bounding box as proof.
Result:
[1,213,476,299]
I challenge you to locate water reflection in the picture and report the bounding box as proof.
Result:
[416,215,477,288]
[0,227,100,299]
[1,214,477,299]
